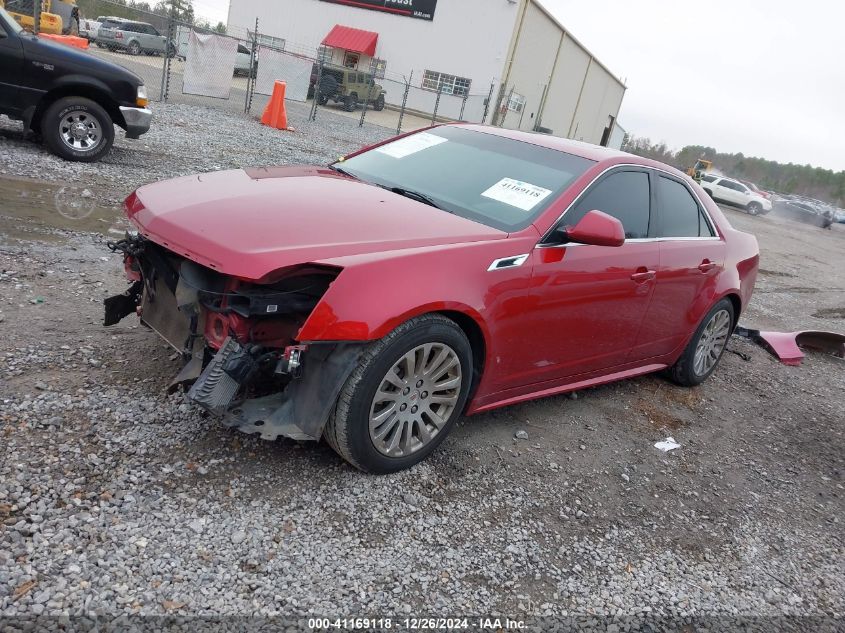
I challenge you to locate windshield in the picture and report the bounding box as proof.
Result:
[336,126,595,232]
[0,7,25,34]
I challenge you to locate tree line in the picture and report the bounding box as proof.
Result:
[621,136,845,206]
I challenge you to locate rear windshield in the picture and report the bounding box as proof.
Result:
[336,126,595,232]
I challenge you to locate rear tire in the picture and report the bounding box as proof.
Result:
[324,314,472,473]
[127,40,141,56]
[41,97,114,163]
[667,298,735,387]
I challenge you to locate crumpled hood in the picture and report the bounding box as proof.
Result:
[127,167,506,280]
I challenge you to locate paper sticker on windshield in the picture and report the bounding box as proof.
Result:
[375,132,448,159]
[481,178,553,211]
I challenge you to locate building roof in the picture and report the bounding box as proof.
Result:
[321,24,379,57]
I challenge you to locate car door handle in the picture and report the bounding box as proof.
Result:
[698,260,717,273]
[630,269,656,283]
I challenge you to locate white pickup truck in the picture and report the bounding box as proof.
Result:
[700,175,773,215]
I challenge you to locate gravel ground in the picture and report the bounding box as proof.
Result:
[0,104,843,630]
[0,100,391,207]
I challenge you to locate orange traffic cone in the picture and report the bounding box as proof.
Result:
[261,81,289,131]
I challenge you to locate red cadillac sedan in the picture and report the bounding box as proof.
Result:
[106,124,759,473]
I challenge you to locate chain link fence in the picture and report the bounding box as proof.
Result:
[305,57,501,136]
[31,0,556,139]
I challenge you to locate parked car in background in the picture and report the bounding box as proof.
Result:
[78,17,103,40]
[105,124,759,473]
[0,6,152,161]
[773,198,834,227]
[97,19,175,57]
[233,43,257,77]
[700,175,772,215]
[314,64,386,111]
[739,180,773,201]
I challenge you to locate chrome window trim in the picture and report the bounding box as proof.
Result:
[538,163,722,245]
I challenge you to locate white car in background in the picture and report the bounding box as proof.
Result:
[700,175,773,215]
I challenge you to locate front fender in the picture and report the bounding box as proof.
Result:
[50,74,113,94]
[294,238,538,384]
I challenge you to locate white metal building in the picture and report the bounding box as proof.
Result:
[227,0,626,145]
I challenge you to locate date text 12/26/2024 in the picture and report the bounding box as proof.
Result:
[308,617,526,630]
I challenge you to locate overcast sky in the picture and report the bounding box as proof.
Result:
[191,0,844,172]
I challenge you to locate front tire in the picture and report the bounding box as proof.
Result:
[324,315,472,473]
[747,201,762,215]
[41,97,114,163]
[667,299,735,387]
[344,94,358,112]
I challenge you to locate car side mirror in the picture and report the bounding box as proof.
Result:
[562,210,626,247]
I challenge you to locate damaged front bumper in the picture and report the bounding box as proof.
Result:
[188,337,361,440]
[103,233,360,441]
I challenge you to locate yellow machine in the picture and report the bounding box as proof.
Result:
[685,159,713,183]
[0,0,76,35]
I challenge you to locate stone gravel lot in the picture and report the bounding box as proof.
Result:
[0,102,843,630]
[0,100,390,207]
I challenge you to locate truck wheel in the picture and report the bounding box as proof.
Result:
[374,94,385,111]
[344,94,358,111]
[127,40,141,55]
[324,314,472,473]
[41,97,114,163]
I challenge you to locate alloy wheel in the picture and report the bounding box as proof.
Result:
[59,111,102,153]
[693,309,731,376]
[369,343,462,457]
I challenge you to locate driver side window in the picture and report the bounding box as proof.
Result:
[563,171,651,239]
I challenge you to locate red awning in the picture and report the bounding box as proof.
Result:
[321,24,379,57]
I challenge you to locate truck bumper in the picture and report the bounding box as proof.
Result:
[119,106,152,139]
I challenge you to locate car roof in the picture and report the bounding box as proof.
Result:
[452,124,688,176]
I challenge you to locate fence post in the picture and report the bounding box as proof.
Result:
[533,83,548,132]
[244,17,258,114]
[358,71,372,128]
[481,81,495,124]
[499,86,515,127]
[160,17,175,102]
[397,71,412,135]
[431,83,443,125]
[459,94,468,121]
[310,54,325,122]
[33,0,42,33]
